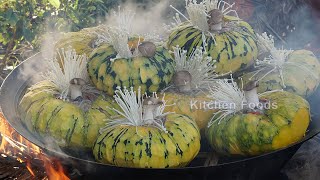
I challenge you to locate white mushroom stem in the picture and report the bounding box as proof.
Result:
[70,84,83,100]
[179,82,192,93]
[207,9,223,31]
[143,98,163,124]
[209,22,223,31]
[169,0,239,47]
[172,71,193,93]
[100,87,170,133]
[42,48,89,101]
[244,81,260,109]
[244,87,260,108]
[69,78,86,100]
[143,106,156,123]
[172,46,219,90]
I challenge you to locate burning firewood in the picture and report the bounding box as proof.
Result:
[0,113,70,179]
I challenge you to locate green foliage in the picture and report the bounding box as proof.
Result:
[0,0,184,71]
[0,0,119,69]
[48,0,60,8]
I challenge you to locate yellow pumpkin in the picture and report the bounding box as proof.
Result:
[242,50,320,98]
[206,79,310,156]
[163,93,217,131]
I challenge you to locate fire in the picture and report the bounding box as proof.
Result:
[0,113,70,179]
[43,158,70,180]
[26,160,35,176]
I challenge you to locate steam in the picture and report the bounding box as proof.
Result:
[40,31,62,60]
[100,0,189,42]
[104,1,172,38]
[42,135,66,155]
[283,135,320,180]
[250,1,317,50]
[284,4,317,49]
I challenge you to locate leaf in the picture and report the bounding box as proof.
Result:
[48,0,60,8]
[15,19,24,39]
[23,28,34,42]
[0,33,7,44]
[88,6,96,11]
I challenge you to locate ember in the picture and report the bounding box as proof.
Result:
[0,113,70,179]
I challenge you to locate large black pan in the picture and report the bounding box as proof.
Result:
[1,53,320,180]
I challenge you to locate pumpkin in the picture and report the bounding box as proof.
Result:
[166,0,258,74]
[86,9,175,96]
[18,48,121,149]
[55,26,105,56]
[55,10,145,57]
[161,47,217,130]
[163,93,215,131]
[87,37,175,96]
[241,33,320,98]
[206,79,310,156]
[19,80,119,149]
[84,95,120,145]
[92,87,201,168]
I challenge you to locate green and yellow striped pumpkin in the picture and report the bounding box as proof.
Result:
[55,26,105,56]
[19,80,119,149]
[87,43,175,96]
[167,16,258,74]
[206,91,310,156]
[93,113,200,168]
[241,50,320,98]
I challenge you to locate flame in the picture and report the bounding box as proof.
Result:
[43,158,70,180]
[26,160,35,176]
[0,113,70,179]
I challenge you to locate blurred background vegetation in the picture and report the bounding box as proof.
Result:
[0,0,118,72]
[0,0,185,79]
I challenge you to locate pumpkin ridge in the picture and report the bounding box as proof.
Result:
[111,127,129,163]
[95,128,117,161]
[65,116,79,145]
[32,98,51,130]
[44,103,65,133]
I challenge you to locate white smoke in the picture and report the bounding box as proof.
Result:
[283,135,320,180]
[103,0,186,38]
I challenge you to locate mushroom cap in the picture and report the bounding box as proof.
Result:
[207,9,223,24]
[143,97,163,106]
[138,41,157,58]
[70,78,86,86]
[172,70,192,87]
[244,80,259,91]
